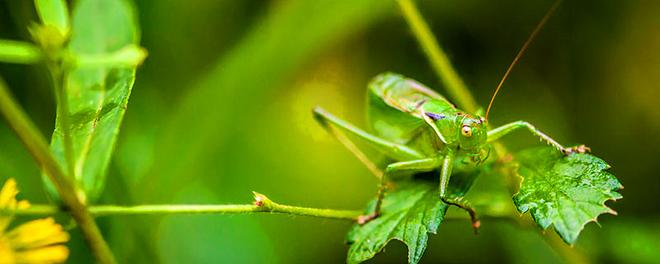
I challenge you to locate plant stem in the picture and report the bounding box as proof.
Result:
[0,79,116,264]
[49,64,77,182]
[541,228,591,264]
[4,193,362,220]
[4,202,513,223]
[396,0,479,113]
[6,204,362,220]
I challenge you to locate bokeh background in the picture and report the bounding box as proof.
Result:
[1,0,659,263]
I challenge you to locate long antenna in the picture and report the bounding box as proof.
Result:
[485,0,562,119]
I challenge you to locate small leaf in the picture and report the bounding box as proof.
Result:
[513,147,623,244]
[346,181,448,264]
[0,39,42,64]
[43,0,145,202]
[34,0,70,37]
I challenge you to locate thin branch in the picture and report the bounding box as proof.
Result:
[49,64,76,181]
[396,0,479,114]
[6,204,361,220]
[4,193,362,220]
[3,192,516,225]
[0,79,116,264]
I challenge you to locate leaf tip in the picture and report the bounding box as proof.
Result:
[608,208,618,216]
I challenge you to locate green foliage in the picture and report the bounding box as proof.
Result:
[1,0,648,263]
[344,144,625,263]
[513,147,623,244]
[43,0,145,202]
[346,181,448,264]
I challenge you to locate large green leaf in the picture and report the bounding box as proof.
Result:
[44,0,144,202]
[513,147,623,244]
[346,181,448,264]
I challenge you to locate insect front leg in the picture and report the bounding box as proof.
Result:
[487,121,590,155]
[357,157,444,224]
[438,151,480,232]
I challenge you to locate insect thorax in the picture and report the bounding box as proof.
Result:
[366,72,488,160]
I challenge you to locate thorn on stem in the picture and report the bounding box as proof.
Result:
[252,192,273,208]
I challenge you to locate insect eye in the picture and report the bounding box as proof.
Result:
[461,125,472,137]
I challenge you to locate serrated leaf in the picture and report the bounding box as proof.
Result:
[513,147,623,244]
[43,0,144,202]
[346,181,448,264]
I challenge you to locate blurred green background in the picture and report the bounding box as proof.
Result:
[1,0,659,263]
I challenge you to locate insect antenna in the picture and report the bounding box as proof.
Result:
[485,0,562,120]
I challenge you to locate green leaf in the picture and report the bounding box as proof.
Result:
[345,158,482,264]
[346,181,448,264]
[34,0,70,37]
[43,0,144,202]
[513,147,623,244]
[0,39,42,64]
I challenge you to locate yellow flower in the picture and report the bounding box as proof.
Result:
[0,178,69,264]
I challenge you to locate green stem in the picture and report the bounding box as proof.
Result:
[4,193,361,220]
[542,227,591,264]
[396,0,479,113]
[6,204,362,220]
[512,215,591,264]
[49,64,77,182]
[0,79,116,264]
[4,199,512,223]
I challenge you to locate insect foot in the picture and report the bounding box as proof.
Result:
[562,145,591,155]
[440,196,480,234]
[357,213,379,225]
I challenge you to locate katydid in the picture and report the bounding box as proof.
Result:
[312,0,586,228]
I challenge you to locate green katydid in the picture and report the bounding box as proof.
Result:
[312,0,585,228]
